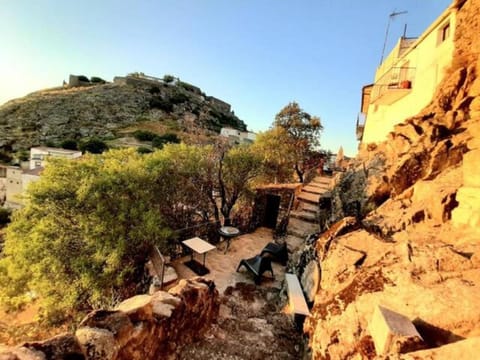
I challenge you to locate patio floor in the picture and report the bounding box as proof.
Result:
[171,227,287,293]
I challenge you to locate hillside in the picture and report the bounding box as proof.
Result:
[0,74,247,153]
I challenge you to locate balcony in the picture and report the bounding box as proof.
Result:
[370,66,416,105]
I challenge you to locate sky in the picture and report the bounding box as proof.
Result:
[0,0,452,156]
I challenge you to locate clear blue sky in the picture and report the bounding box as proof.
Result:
[0,0,451,156]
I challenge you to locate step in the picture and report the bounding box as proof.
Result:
[290,210,317,223]
[303,185,328,195]
[311,176,332,186]
[297,191,320,204]
[300,202,319,214]
[287,218,319,238]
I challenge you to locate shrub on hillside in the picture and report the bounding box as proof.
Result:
[137,146,153,154]
[0,208,11,227]
[80,139,108,154]
[163,74,175,83]
[133,130,157,142]
[90,76,106,84]
[177,81,200,94]
[0,151,12,164]
[149,97,173,112]
[60,139,78,150]
[169,92,189,105]
[152,133,180,148]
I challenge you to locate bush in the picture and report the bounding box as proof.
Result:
[77,75,90,82]
[137,146,153,154]
[149,86,160,94]
[163,75,175,83]
[0,151,12,164]
[177,81,200,94]
[152,133,180,148]
[133,130,156,142]
[149,97,173,112]
[169,92,189,105]
[80,139,108,154]
[60,139,78,150]
[0,208,11,227]
[90,76,106,84]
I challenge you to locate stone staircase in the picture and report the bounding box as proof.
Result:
[287,176,332,239]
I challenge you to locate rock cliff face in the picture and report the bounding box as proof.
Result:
[0,77,247,152]
[294,0,480,358]
[0,279,219,360]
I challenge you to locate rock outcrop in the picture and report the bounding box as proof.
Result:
[0,76,246,152]
[294,0,480,358]
[0,278,219,360]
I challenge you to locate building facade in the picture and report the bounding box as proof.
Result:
[358,5,457,146]
[220,127,257,144]
[30,147,82,169]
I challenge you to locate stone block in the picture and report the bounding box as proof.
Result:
[369,305,424,355]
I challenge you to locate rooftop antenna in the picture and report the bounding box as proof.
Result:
[380,10,408,65]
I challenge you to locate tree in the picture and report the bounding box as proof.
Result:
[79,139,108,154]
[274,102,323,182]
[217,145,263,225]
[0,149,171,321]
[252,127,296,184]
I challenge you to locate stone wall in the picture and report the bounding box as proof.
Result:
[0,279,219,360]
[251,184,301,236]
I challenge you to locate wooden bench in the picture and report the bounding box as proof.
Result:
[285,273,310,316]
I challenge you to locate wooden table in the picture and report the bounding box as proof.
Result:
[182,237,216,275]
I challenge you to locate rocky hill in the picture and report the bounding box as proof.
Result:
[0,74,247,153]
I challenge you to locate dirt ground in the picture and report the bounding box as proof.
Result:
[173,228,306,359]
[172,227,287,293]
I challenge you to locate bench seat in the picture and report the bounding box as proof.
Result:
[285,273,310,316]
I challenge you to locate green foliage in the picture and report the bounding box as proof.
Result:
[0,208,11,227]
[163,74,175,83]
[79,139,108,154]
[0,143,265,321]
[77,75,90,82]
[273,102,323,182]
[149,86,160,94]
[252,127,295,183]
[133,130,157,142]
[168,91,189,104]
[90,76,106,84]
[149,97,173,112]
[0,150,172,319]
[177,81,200,94]
[17,150,30,162]
[152,133,180,148]
[0,151,12,164]
[137,146,153,154]
[60,139,78,150]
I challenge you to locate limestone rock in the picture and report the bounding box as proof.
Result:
[23,333,84,360]
[76,327,117,360]
[0,279,219,360]
[368,305,425,355]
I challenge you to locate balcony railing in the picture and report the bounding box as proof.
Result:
[370,66,416,105]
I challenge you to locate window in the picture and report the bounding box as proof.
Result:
[438,22,450,45]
